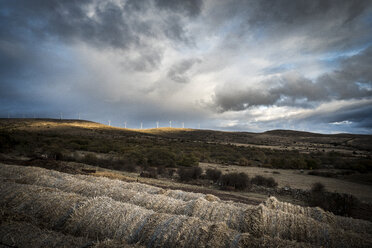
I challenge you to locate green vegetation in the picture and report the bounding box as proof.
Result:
[219,172,250,190]
[205,168,222,182]
[0,120,371,172]
[178,167,203,181]
[251,175,278,188]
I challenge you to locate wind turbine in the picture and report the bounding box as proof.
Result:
[169,120,172,128]
[182,122,184,128]
[156,121,159,128]
[141,122,143,129]
[124,121,127,128]
[108,120,111,126]
[60,112,62,120]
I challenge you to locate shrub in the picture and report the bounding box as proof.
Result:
[0,132,19,152]
[308,171,337,178]
[309,182,326,207]
[270,158,286,168]
[167,168,176,177]
[305,158,321,170]
[146,148,176,167]
[47,150,64,160]
[122,162,137,172]
[251,175,278,188]
[82,154,99,165]
[205,168,222,182]
[177,154,198,167]
[238,157,249,166]
[140,167,158,178]
[308,182,358,216]
[156,166,165,176]
[219,172,250,190]
[178,167,202,181]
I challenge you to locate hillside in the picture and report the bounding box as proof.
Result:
[1,119,372,247]
[1,118,372,173]
[1,118,371,152]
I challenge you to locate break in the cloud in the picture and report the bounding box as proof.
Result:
[0,0,372,133]
[213,46,372,111]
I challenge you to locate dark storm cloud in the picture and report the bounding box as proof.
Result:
[248,0,368,25]
[297,100,372,129]
[1,0,201,48]
[208,0,372,52]
[0,0,202,75]
[155,0,203,17]
[213,46,372,111]
[167,58,201,83]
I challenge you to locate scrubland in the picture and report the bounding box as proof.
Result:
[1,119,372,247]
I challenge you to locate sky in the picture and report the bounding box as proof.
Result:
[1,0,372,134]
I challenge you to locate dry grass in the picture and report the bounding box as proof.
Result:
[93,170,137,181]
[254,205,372,247]
[0,221,91,248]
[0,164,252,232]
[0,182,86,229]
[1,163,371,247]
[0,180,323,247]
[0,182,239,247]
[264,197,372,235]
[0,163,208,201]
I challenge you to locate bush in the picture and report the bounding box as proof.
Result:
[219,172,250,190]
[122,162,137,172]
[205,168,222,182]
[308,170,337,178]
[178,167,202,181]
[251,175,278,188]
[146,148,176,167]
[177,154,198,167]
[311,182,325,193]
[308,182,358,216]
[238,157,249,166]
[306,158,321,170]
[82,154,99,165]
[167,168,176,177]
[140,167,158,178]
[47,150,64,160]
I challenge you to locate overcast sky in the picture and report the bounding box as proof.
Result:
[1,0,372,133]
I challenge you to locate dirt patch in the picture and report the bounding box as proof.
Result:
[200,162,372,203]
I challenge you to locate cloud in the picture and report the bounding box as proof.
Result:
[0,0,204,74]
[206,0,372,53]
[213,46,372,111]
[167,58,201,83]
[1,0,372,133]
[295,99,372,129]
[155,0,203,17]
